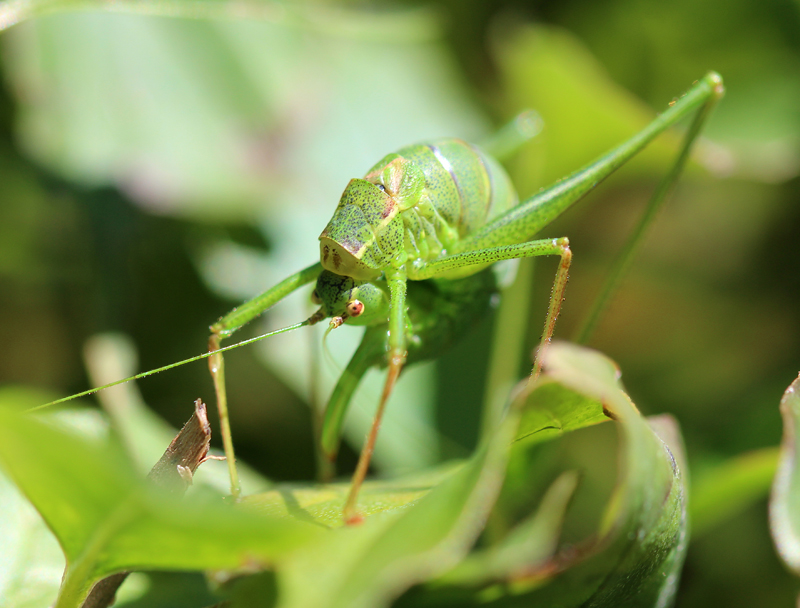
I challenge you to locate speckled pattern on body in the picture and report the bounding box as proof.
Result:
[319,139,518,279]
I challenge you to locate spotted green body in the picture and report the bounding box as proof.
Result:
[319,140,518,283]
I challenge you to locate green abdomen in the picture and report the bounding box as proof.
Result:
[395,139,518,241]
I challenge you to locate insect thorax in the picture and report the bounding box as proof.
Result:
[319,139,518,280]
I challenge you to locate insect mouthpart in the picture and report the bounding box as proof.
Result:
[307,308,327,326]
[319,238,380,281]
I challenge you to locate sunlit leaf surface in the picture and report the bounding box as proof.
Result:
[0,344,688,608]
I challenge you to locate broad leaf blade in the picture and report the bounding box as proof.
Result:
[0,344,689,608]
[0,406,136,560]
[0,405,321,594]
[240,464,457,528]
[275,414,518,608]
[514,380,611,446]
[0,470,63,608]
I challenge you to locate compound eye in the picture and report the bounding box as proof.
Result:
[311,290,321,305]
[346,300,364,317]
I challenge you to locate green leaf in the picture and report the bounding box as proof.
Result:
[239,465,457,529]
[520,345,688,606]
[258,344,688,608]
[0,0,439,41]
[2,9,483,222]
[770,373,800,574]
[0,344,688,608]
[273,415,518,608]
[413,343,689,607]
[514,379,612,446]
[0,470,63,608]
[0,405,323,607]
[433,470,580,588]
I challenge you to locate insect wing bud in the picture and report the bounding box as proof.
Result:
[366,157,424,211]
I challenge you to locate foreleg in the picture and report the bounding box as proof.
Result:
[208,262,323,498]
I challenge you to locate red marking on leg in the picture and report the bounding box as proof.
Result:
[343,350,405,523]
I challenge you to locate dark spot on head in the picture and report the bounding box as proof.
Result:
[323,245,329,263]
[333,251,342,269]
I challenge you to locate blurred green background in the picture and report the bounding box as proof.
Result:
[1,0,799,605]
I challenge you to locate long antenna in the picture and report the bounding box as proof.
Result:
[29,320,312,412]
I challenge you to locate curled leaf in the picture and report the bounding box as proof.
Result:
[770,373,800,574]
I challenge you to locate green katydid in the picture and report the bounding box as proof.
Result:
[41,72,724,524]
